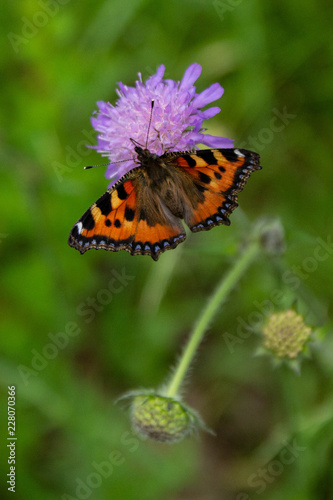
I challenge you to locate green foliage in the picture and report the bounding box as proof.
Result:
[1,1,333,498]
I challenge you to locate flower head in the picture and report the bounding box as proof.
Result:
[91,63,234,187]
[260,310,312,371]
[122,390,208,443]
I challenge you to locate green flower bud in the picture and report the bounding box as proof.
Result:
[262,310,311,359]
[128,392,205,443]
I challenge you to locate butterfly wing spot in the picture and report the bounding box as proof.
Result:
[234,148,245,157]
[179,154,197,167]
[125,207,135,221]
[76,222,83,234]
[95,191,112,216]
[80,209,96,231]
[198,172,211,184]
[116,184,128,200]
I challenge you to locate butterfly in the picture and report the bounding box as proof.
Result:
[68,146,261,260]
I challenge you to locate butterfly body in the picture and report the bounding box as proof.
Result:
[68,147,261,260]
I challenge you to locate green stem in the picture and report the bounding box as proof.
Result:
[166,239,260,397]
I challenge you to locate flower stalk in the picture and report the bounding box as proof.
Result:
[165,238,261,398]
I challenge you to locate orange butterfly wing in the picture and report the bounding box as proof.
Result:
[170,148,261,231]
[68,176,186,261]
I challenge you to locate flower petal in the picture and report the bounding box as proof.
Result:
[146,65,165,88]
[180,63,202,90]
[200,106,221,120]
[192,83,224,109]
[194,133,234,148]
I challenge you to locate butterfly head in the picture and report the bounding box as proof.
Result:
[130,139,159,165]
[133,145,144,155]
[130,138,147,155]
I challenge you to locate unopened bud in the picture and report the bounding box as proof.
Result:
[129,393,204,443]
[262,310,311,359]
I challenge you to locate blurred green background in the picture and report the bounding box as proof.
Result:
[1,1,333,499]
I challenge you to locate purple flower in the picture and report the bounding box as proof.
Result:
[91,63,234,187]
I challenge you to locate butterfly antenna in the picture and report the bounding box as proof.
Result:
[84,163,110,170]
[84,157,133,169]
[145,100,154,149]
